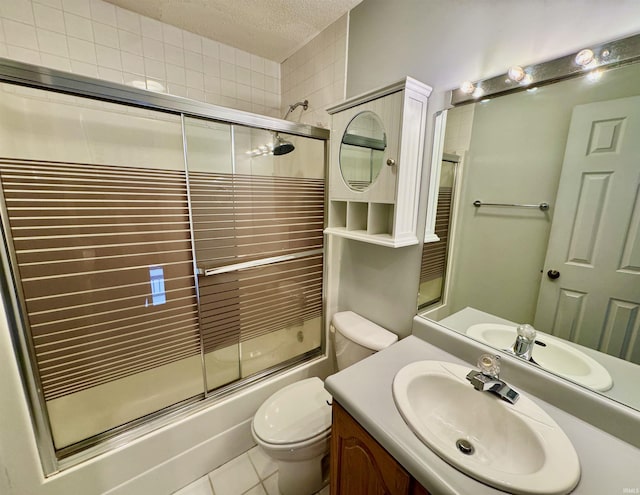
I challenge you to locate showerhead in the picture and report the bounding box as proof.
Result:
[272,133,295,155]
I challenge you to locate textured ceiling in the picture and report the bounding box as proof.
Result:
[105,0,362,62]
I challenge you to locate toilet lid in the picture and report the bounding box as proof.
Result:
[253,377,332,444]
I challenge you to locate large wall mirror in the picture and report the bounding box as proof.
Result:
[418,35,640,413]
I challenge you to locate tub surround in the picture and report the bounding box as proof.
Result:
[324,332,640,494]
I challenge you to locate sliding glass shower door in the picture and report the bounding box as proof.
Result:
[0,82,325,463]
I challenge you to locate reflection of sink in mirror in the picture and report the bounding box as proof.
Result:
[467,323,613,392]
[393,360,581,495]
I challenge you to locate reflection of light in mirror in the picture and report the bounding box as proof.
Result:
[508,65,526,82]
[526,87,539,93]
[575,48,595,66]
[587,69,604,81]
[472,87,484,98]
[460,81,475,94]
[148,266,166,306]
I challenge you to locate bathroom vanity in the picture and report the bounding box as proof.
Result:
[331,401,430,495]
[325,319,640,495]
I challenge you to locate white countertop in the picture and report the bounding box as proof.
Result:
[324,335,640,495]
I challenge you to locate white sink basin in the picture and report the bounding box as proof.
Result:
[393,360,580,495]
[466,323,613,392]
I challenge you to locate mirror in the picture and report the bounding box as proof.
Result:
[418,58,640,412]
[339,111,386,190]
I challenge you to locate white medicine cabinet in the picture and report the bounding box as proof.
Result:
[325,77,432,247]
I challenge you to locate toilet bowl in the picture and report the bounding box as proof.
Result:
[251,311,397,495]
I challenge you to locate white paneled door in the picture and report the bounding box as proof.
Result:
[534,96,640,364]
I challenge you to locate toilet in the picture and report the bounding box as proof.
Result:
[251,311,398,495]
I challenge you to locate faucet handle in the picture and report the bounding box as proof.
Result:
[516,324,536,341]
[477,353,500,378]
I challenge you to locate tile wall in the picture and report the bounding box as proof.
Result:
[0,0,281,117]
[280,14,348,128]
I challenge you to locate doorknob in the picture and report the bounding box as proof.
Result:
[547,270,560,280]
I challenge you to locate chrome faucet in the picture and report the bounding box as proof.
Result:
[511,324,537,362]
[465,354,519,404]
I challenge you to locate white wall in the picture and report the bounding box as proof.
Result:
[337,0,640,336]
[0,0,281,116]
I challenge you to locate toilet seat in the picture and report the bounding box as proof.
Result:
[252,377,332,446]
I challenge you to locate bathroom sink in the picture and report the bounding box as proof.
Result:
[466,323,613,391]
[392,360,580,495]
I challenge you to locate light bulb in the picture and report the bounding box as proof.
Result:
[521,74,533,85]
[575,49,595,67]
[508,65,525,82]
[460,81,475,94]
[472,87,484,98]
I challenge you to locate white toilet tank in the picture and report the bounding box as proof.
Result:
[331,311,398,370]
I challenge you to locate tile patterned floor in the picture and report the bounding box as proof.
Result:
[173,445,330,495]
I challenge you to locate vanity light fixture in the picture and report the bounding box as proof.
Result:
[450,32,640,105]
[575,48,595,67]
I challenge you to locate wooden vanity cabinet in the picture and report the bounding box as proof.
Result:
[330,401,431,495]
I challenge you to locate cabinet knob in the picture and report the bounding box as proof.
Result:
[386,158,396,167]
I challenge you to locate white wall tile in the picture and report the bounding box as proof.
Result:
[33,0,62,8]
[40,52,70,70]
[163,43,184,66]
[220,61,235,81]
[121,52,143,74]
[236,66,251,86]
[219,44,234,63]
[184,50,203,71]
[118,29,142,55]
[237,83,251,102]
[203,56,220,77]
[1,0,282,116]
[185,69,203,90]
[6,44,40,64]
[250,54,264,74]
[186,87,204,101]
[70,59,97,77]
[68,37,96,63]
[235,49,250,69]
[162,23,182,47]
[116,8,139,34]
[92,21,118,48]
[36,28,68,57]
[166,63,186,85]
[140,16,161,41]
[33,3,65,33]
[144,57,165,79]
[142,36,163,60]
[183,31,201,54]
[89,0,116,26]
[3,19,39,50]
[220,79,236,98]
[96,44,121,69]
[64,12,93,41]
[97,65,122,83]
[202,38,219,58]
[0,0,35,25]
[243,484,267,495]
[204,76,220,94]
[62,0,90,18]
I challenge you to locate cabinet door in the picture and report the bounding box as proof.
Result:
[331,401,411,495]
